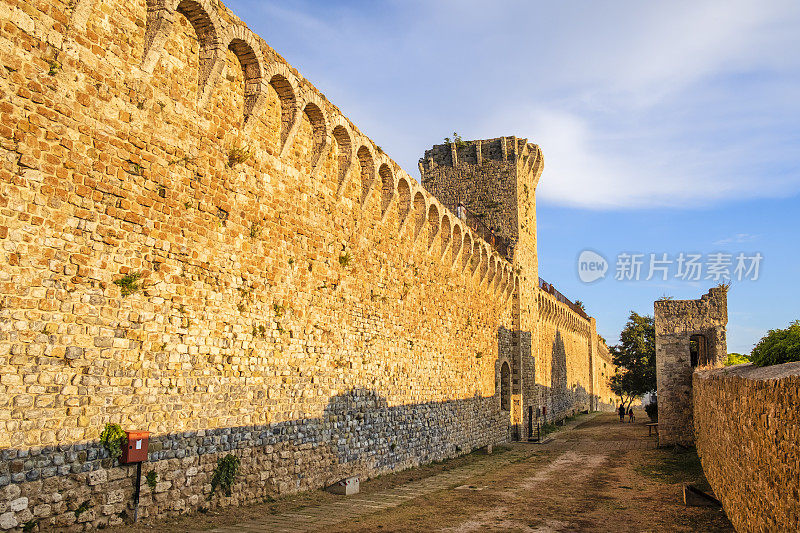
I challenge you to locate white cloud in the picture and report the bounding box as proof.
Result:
[232,0,800,209]
[713,233,760,246]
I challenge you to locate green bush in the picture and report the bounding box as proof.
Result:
[210,454,240,498]
[100,423,126,459]
[644,400,658,422]
[723,352,751,366]
[751,321,800,367]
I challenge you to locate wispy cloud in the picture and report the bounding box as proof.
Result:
[714,233,761,246]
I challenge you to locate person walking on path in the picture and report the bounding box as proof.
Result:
[628,407,635,423]
[618,404,626,422]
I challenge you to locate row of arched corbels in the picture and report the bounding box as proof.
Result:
[537,290,591,334]
[67,0,518,301]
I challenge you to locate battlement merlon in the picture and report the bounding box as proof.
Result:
[418,136,544,191]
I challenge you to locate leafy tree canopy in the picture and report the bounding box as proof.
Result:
[610,311,656,408]
[751,320,800,367]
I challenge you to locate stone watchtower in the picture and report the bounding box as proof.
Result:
[654,287,728,447]
[419,136,544,437]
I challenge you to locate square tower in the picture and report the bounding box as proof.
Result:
[420,136,544,438]
[418,136,543,276]
[654,287,728,447]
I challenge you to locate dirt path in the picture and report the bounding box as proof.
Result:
[328,412,732,532]
[115,412,733,532]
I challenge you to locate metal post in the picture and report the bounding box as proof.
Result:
[133,461,142,522]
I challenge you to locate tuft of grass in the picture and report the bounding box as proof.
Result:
[129,162,144,176]
[145,470,157,490]
[48,60,61,76]
[74,500,90,518]
[338,251,351,267]
[249,222,262,239]
[228,144,252,168]
[113,272,142,296]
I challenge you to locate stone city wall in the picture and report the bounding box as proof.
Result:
[0,0,611,530]
[694,362,800,533]
[536,289,593,419]
[594,339,616,412]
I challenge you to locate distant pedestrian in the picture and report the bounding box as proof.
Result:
[618,404,625,422]
[628,408,635,423]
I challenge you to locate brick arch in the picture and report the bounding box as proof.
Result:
[450,223,462,266]
[141,0,225,106]
[460,232,472,271]
[223,25,266,124]
[329,118,354,197]
[426,203,440,251]
[439,214,451,259]
[478,245,489,282]
[469,238,482,274]
[486,255,496,288]
[500,360,511,411]
[494,257,504,291]
[263,64,299,152]
[396,177,412,231]
[378,162,394,217]
[412,191,427,241]
[356,144,375,206]
[499,261,509,292]
[297,98,328,170]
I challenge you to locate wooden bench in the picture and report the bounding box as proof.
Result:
[647,423,658,436]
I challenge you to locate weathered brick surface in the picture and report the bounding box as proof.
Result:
[0,0,615,529]
[694,363,800,533]
[655,288,727,446]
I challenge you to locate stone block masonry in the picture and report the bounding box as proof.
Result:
[694,362,800,532]
[654,287,727,447]
[0,0,614,529]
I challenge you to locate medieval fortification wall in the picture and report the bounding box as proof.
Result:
[0,0,612,529]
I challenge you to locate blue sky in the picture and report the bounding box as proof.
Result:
[226,0,800,353]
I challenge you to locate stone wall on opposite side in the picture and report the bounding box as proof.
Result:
[694,362,800,532]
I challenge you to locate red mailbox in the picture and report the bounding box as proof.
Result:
[120,430,150,464]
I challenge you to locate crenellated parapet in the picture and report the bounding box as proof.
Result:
[59,0,522,301]
[537,287,592,337]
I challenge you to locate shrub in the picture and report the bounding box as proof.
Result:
[113,272,142,296]
[723,352,751,366]
[210,454,240,498]
[100,423,126,459]
[145,470,157,490]
[644,400,658,422]
[227,145,251,167]
[751,321,800,367]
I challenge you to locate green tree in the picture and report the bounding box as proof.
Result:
[610,311,656,409]
[751,320,800,367]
